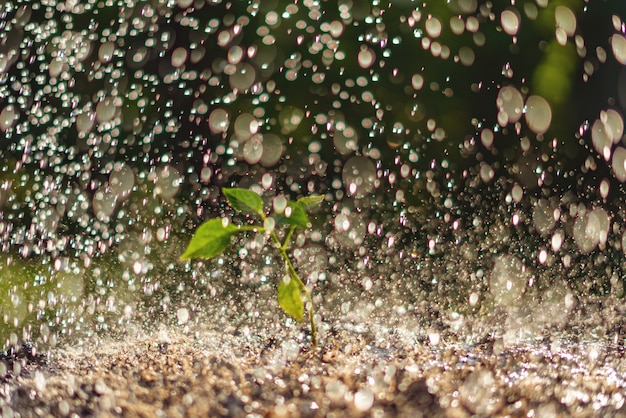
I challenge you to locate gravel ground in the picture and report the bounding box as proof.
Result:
[3,298,626,418]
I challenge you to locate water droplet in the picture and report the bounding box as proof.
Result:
[153,165,182,200]
[49,57,65,78]
[177,307,189,324]
[573,207,610,253]
[98,42,115,63]
[76,111,96,134]
[243,136,263,165]
[234,113,258,141]
[208,108,230,134]
[533,199,556,236]
[496,86,524,125]
[411,74,424,90]
[229,63,256,91]
[501,10,520,36]
[354,388,374,412]
[555,6,576,44]
[524,95,552,134]
[333,126,359,155]
[425,17,442,38]
[458,0,478,13]
[460,370,499,415]
[109,163,135,202]
[602,109,624,144]
[479,163,494,183]
[450,16,465,35]
[551,230,563,252]
[278,107,304,134]
[325,381,346,403]
[600,179,610,199]
[95,98,117,123]
[458,46,475,66]
[611,146,626,181]
[480,128,494,148]
[592,119,612,161]
[0,105,18,132]
[610,34,626,65]
[93,187,117,221]
[260,133,283,167]
[358,47,375,69]
[171,47,188,67]
[591,109,623,161]
[342,156,377,197]
[490,255,528,305]
[34,371,46,392]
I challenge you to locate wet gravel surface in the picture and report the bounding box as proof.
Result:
[3,298,626,418]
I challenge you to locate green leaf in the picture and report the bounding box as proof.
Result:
[223,188,263,215]
[277,274,304,321]
[275,201,309,228]
[180,218,254,260]
[297,194,325,211]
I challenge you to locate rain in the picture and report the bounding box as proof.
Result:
[1,0,626,416]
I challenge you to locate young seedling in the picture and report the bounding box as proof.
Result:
[180,187,324,348]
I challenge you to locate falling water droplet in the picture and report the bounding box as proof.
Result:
[524,95,552,134]
[501,10,520,36]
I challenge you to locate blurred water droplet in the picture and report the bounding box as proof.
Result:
[34,371,46,392]
[425,17,442,38]
[229,63,256,91]
[501,10,520,36]
[342,156,377,197]
[533,199,556,236]
[177,307,189,325]
[171,47,188,67]
[611,146,626,181]
[243,136,263,165]
[98,42,115,63]
[524,95,552,134]
[458,46,475,66]
[76,111,96,134]
[573,207,610,253]
[490,255,528,305]
[260,134,283,167]
[95,98,117,123]
[611,34,626,65]
[354,389,374,411]
[208,108,230,134]
[109,164,135,202]
[358,47,375,69]
[0,105,18,132]
[496,86,524,125]
[460,370,499,415]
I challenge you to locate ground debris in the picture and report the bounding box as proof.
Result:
[2,312,626,418]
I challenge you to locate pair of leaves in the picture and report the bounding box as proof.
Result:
[226,187,324,229]
[181,188,324,261]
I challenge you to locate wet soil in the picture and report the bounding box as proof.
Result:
[2,298,626,418]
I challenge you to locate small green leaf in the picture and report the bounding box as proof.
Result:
[223,188,263,215]
[277,274,304,321]
[180,218,254,260]
[275,201,309,228]
[297,194,325,211]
